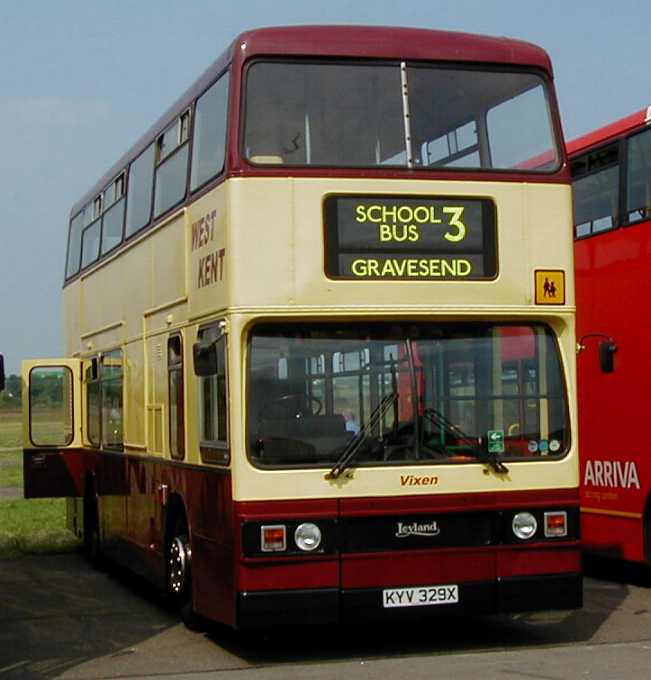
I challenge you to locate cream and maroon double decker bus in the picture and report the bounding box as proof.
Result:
[22,26,581,629]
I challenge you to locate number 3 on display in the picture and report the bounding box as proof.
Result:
[443,206,466,242]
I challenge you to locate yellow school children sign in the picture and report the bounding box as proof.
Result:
[535,270,565,305]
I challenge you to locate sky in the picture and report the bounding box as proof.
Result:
[0,0,648,375]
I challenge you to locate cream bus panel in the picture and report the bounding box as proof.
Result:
[226,178,574,311]
[22,359,83,450]
[187,187,229,321]
[232,455,580,503]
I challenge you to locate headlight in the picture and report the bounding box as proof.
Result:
[294,522,322,552]
[512,512,538,540]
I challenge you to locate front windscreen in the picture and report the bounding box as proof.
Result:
[243,61,560,172]
[247,323,569,469]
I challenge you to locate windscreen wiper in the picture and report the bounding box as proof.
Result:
[422,407,509,474]
[326,392,398,480]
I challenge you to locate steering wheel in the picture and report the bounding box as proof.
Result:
[262,393,323,419]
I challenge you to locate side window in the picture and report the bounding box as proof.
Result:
[101,172,126,255]
[65,212,84,279]
[86,362,101,447]
[154,111,190,218]
[168,335,185,460]
[81,211,101,269]
[196,324,229,464]
[571,144,620,238]
[191,72,230,191]
[125,144,155,237]
[75,198,101,270]
[626,127,651,223]
[29,366,74,447]
[101,350,123,450]
[84,351,123,449]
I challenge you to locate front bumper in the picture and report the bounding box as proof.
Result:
[235,572,582,629]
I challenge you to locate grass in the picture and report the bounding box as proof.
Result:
[0,411,22,490]
[0,408,80,559]
[0,499,80,558]
[0,449,22,487]
[0,409,22,449]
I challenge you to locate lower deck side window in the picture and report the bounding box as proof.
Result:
[85,350,123,450]
[197,324,229,464]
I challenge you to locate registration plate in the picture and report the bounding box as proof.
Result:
[382,584,459,608]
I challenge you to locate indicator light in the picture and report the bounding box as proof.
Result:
[261,525,286,552]
[544,511,568,538]
[512,512,538,540]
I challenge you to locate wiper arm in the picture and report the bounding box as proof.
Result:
[326,392,398,479]
[422,407,509,474]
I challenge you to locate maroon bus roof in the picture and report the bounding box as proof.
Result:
[567,107,651,156]
[231,25,553,70]
[71,25,555,217]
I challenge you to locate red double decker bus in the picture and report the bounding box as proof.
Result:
[570,106,651,564]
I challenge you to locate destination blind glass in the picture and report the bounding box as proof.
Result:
[324,195,497,280]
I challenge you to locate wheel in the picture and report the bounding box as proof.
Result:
[167,517,204,631]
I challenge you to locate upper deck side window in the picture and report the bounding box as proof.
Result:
[101,172,127,255]
[626,126,651,223]
[66,170,128,280]
[125,143,156,238]
[571,144,619,238]
[243,60,561,173]
[65,211,85,279]
[81,199,101,269]
[154,110,191,218]
[191,72,230,191]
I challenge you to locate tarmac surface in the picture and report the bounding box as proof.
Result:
[1,552,651,679]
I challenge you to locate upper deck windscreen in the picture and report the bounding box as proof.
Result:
[243,61,560,172]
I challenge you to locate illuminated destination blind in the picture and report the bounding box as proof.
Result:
[324,195,497,280]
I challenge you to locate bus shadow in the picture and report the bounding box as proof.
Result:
[583,554,651,587]
[0,551,634,678]
[0,550,178,680]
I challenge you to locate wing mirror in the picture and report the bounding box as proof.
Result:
[577,335,617,374]
[598,340,617,374]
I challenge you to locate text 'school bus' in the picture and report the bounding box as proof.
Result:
[569,106,651,565]
[22,26,581,629]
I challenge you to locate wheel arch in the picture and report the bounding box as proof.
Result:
[164,492,190,551]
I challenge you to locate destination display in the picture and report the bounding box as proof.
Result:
[324,195,497,280]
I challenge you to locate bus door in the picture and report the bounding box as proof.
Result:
[22,359,84,498]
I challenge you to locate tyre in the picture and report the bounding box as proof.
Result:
[166,515,204,631]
